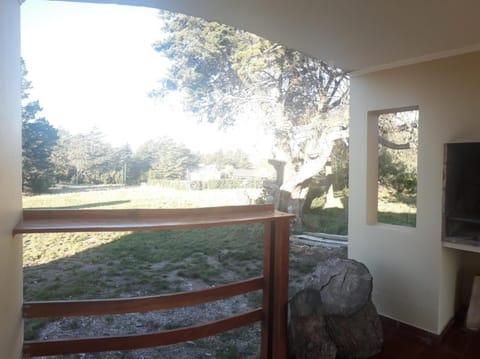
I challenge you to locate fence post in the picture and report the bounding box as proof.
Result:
[271,218,290,359]
[260,222,273,359]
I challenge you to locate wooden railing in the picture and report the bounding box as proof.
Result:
[14,204,293,358]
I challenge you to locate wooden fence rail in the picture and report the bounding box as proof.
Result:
[24,310,264,357]
[23,277,263,318]
[15,205,293,358]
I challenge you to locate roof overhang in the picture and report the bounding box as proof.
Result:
[52,0,480,74]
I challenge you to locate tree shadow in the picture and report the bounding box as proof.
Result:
[393,192,417,206]
[303,207,349,235]
[49,184,125,194]
[27,200,131,210]
[23,224,265,347]
[378,211,416,227]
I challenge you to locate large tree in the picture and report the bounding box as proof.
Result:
[201,150,252,171]
[51,128,133,185]
[136,137,199,181]
[151,11,349,229]
[21,59,58,193]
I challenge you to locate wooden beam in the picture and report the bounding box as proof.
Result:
[271,218,290,359]
[23,309,263,357]
[260,221,273,359]
[14,205,293,234]
[24,277,263,318]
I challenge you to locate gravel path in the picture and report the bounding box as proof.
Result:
[31,241,347,359]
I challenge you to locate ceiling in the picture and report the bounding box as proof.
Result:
[63,0,480,73]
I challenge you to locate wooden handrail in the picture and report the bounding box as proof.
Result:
[23,309,263,357]
[23,277,263,318]
[14,204,292,234]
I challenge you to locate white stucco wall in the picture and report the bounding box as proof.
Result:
[349,51,480,334]
[0,0,23,357]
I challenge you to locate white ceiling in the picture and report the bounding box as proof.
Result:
[64,0,480,73]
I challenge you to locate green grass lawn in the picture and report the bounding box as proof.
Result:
[24,185,262,209]
[23,186,266,355]
[377,188,417,227]
[303,187,417,234]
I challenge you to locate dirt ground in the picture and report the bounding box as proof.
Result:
[31,240,347,359]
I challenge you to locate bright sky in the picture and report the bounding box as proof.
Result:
[21,0,272,156]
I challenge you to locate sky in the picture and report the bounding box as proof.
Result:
[20,0,272,156]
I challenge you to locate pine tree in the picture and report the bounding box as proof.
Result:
[21,59,58,193]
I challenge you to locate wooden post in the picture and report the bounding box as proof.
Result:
[271,218,290,359]
[260,222,273,358]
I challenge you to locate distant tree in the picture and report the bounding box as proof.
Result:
[63,129,110,184]
[201,149,252,170]
[51,128,131,185]
[51,128,75,183]
[151,12,349,230]
[128,143,156,184]
[21,59,58,193]
[147,138,199,180]
[112,144,133,184]
[128,138,199,183]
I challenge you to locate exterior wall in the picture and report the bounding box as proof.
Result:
[0,0,23,357]
[349,51,480,334]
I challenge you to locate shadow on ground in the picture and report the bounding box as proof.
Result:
[28,200,132,210]
[23,224,266,358]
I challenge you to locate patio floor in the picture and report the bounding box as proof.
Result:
[371,315,480,358]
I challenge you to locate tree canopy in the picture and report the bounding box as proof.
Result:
[50,131,199,186]
[51,128,131,185]
[138,137,199,180]
[21,59,58,193]
[200,149,252,171]
[151,11,350,228]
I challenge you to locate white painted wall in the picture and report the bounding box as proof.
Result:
[349,51,480,334]
[0,0,23,357]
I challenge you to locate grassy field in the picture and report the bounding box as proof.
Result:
[22,186,272,358]
[25,185,262,209]
[303,187,416,234]
[377,187,417,227]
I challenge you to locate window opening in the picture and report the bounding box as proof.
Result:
[377,109,419,227]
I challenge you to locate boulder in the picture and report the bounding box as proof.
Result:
[326,301,383,358]
[289,258,383,358]
[304,258,372,316]
[288,290,337,359]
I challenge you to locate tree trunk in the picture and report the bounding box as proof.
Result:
[278,126,348,231]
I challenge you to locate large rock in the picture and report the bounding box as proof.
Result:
[288,290,337,359]
[289,258,383,359]
[304,258,373,316]
[326,301,383,358]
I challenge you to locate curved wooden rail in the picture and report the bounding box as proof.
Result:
[23,277,263,318]
[14,204,292,234]
[23,309,263,357]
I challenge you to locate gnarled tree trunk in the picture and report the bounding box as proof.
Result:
[278,125,348,232]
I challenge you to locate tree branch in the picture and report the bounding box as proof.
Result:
[378,136,410,150]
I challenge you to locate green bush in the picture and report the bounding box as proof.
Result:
[378,151,417,194]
